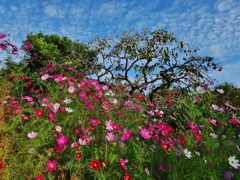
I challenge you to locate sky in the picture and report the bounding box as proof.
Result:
[1,0,240,87]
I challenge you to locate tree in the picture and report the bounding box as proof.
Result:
[89,29,222,100]
[21,32,98,73]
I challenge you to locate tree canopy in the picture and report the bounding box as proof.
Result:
[89,29,222,100]
[21,32,98,73]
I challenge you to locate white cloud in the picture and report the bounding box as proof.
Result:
[210,45,224,59]
[0,5,5,13]
[216,0,232,12]
[43,4,57,17]
[10,5,18,11]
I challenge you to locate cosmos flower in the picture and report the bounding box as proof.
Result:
[46,160,57,171]
[228,156,240,169]
[27,131,38,139]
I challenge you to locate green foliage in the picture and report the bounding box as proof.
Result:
[22,32,99,73]
[213,82,240,107]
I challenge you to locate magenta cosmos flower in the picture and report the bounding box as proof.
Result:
[46,160,57,171]
[56,135,68,147]
[122,130,133,141]
[35,175,44,180]
[120,158,128,170]
[140,128,151,139]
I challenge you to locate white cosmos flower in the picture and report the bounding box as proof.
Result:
[64,98,73,104]
[228,156,240,169]
[111,98,118,104]
[105,90,115,97]
[53,103,60,112]
[183,149,192,159]
[196,86,205,94]
[195,151,200,156]
[65,107,73,113]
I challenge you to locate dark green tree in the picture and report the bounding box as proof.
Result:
[21,32,98,73]
[89,29,222,100]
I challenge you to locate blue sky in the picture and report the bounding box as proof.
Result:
[1,0,240,87]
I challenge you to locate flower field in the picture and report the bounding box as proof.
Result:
[0,33,240,180]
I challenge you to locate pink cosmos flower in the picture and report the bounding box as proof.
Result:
[154,109,164,117]
[217,89,224,94]
[78,91,87,99]
[22,96,33,102]
[78,79,87,87]
[76,73,85,78]
[106,120,113,131]
[208,117,217,126]
[48,112,55,120]
[78,138,87,145]
[212,104,224,112]
[22,114,29,120]
[67,67,74,71]
[53,74,66,82]
[102,85,109,90]
[210,133,218,138]
[71,142,79,149]
[187,122,200,133]
[145,167,150,175]
[83,101,94,111]
[158,164,165,172]
[106,132,115,142]
[228,115,240,126]
[148,101,155,107]
[41,74,50,80]
[156,122,168,131]
[120,158,128,170]
[140,128,151,140]
[56,135,68,147]
[68,86,75,94]
[46,160,57,171]
[13,105,22,115]
[90,118,101,126]
[123,100,133,108]
[225,103,236,110]
[147,110,155,116]
[132,105,142,112]
[42,97,49,103]
[27,131,38,139]
[55,125,62,132]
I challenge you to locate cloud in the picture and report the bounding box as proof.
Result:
[43,3,66,18]
[216,0,232,12]
[10,5,18,12]
[210,45,224,59]
[210,61,240,86]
